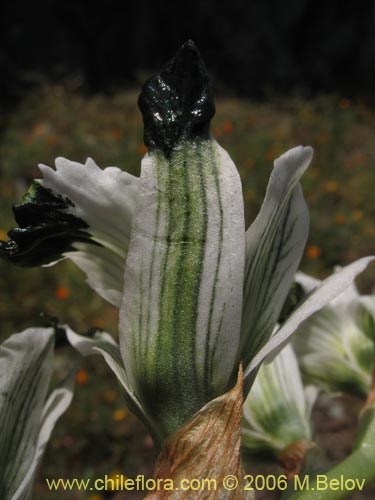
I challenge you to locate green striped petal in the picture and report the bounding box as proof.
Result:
[118,41,245,438]
[242,343,317,454]
[0,328,74,500]
[119,140,245,438]
[0,158,139,307]
[244,256,375,391]
[240,146,312,379]
[293,273,375,397]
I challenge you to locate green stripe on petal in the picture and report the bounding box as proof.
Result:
[12,373,75,500]
[0,158,139,307]
[242,344,317,454]
[240,146,312,377]
[244,256,375,392]
[119,138,245,438]
[0,328,74,500]
[293,275,375,397]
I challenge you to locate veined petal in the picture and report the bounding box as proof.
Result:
[242,344,316,454]
[119,41,245,437]
[244,256,375,391]
[240,146,312,378]
[293,277,375,397]
[12,373,75,500]
[0,328,73,500]
[0,158,139,307]
[296,268,361,306]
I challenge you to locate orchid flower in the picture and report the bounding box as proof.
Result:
[242,342,317,455]
[0,328,74,500]
[0,41,373,443]
[293,272,375,398]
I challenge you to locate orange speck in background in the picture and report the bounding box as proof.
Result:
[93,319,105,329]
[32,123,47,136]
[212,126,221,138]
[339,98,351,110]
[137,143,148,155]
[306,245,322,260]
[265,149,275,161]
[243,159,254,169]
[104,389,117,402]
[55,286,70,300]
[222,120,233,134]
[111,128,122,140]
[75,369,88,385]
[88,495,105,500]
[245,191,255,202]
[112,408,128,421]
[0,229,7,240]
[46,135,58,145]
[335,213,346,225]
[322,181,338,193]
[352,210,363,221]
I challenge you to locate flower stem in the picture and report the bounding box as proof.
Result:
[287,404,375,500]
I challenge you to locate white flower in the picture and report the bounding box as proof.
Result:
[1,41,373,442]
[242,342,317,454]
[294,272,375,397]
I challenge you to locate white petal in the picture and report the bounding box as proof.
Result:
[12,372,75,500]
[241,146,312,374]
[119,139,245,436]
[0,328,72,500]
[38,157,139,306]
[39,158,138,255]
[242,344,314,453]
[244,256,375,389]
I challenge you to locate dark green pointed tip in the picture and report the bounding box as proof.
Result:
[138,40,215,157]
[0,181,96,267]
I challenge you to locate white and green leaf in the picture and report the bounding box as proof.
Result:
[119,140,245,438]
[293,276,375,397]
[240,146,312,381]
[0,328,74,500]
[242,343,317,454]
[244,256,374,391]
[12,372,75,500]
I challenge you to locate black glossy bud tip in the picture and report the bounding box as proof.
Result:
[138,40,215,157]
[0,181,95,267]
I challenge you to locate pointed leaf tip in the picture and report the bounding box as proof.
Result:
[138,41,215,157]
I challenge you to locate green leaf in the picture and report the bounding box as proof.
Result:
[240,146,312,381]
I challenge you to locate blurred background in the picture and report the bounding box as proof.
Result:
[0,1,374,498]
